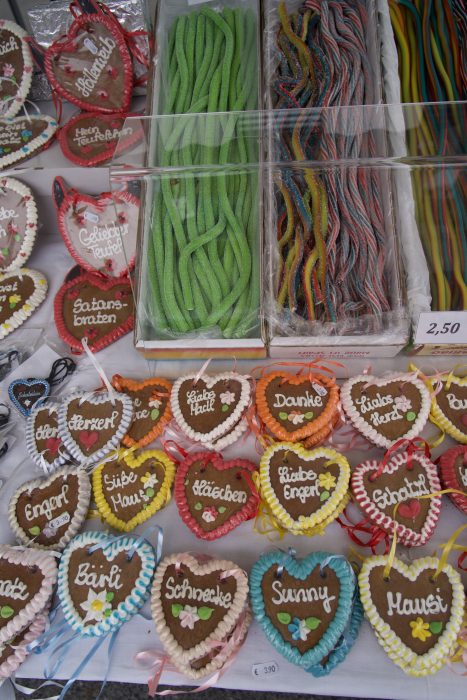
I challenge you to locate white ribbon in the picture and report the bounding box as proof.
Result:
[80,338,116,404]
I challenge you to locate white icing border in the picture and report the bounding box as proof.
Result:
[0,177,37,271]
[58,531,155,638]
[351,452,442,547]
[171,373,251,445]
[340,373,431,449]
[0,609,48,680]
[0,545,57,644]
[8,466,91,551]
[0,21,33,119]
[151,552,249,668]
[25,401,70,473]
[57,389,133,465]
[0,267,47,340]
[0,115,58,170]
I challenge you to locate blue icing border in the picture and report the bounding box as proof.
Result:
[250,551,355,669]
[8,378,50,417]
[58,530,156,638]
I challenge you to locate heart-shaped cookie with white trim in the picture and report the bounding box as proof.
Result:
[53,177,139,277]
[0,610,48,680]
[26,402,69,472]
[58,389,133,464]
[358,555,464,676]
[256,371,340,442]
[174,451,259,541]
[44,11,133,114]
[428,374,467,444]
[0,545,57,644]
[171,373,251,448]
[250,551,357,669]
[58,531,155,637]
[0,116,58,170]
[151,552,249,679]
[58,111,143,167]
[351,450,442,547]
[0,21,33,119]
[341,374,431,449]
[0,268,47,340]
[112,375,172,448]
[438,444,467,515]
[0,177,37,271]
[93,449,175,532]
[9,466,91,550]
[259,443,350,535]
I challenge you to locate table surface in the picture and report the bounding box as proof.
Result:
[0,189,465,700]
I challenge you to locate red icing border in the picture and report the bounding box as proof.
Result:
[438,444,467,515]
[174,451,259,541]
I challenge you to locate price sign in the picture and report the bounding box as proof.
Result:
[251,661,280,679]
[415,312,467,345]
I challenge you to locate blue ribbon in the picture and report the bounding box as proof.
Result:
[57,629,119,700]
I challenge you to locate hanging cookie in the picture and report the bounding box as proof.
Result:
[174,451,259,541]
[58,111,143,167]
[0,177,37,271]
[341,373,431,449]
[92,448,175,532]
[8,466,91,550]
[0,115,58,170]
[44,2,133,114]
[54,267,134,353]
[359,555,464,676]
[53,177,139,277]
[0,268,47,340]
[151,552,250,679]
[0,610,48,680]
[258,443,350,536]
[26,401,70,472]
[171,372,252,450]
[111,375,172,448]
[0,21,33,119]
[427,371,467,444]
[437,444,467,515]
[256,371,339,443]
[8,357,76,419]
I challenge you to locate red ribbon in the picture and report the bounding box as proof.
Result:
[337,507,390,555]
[370,437,431,482]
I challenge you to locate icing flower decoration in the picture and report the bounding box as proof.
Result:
[141,472,158,489]
[179,605,200,630]
[80,589,112,624]
[409,617,432,642]
[148,398,161,410]
[7,221,18,234]
[319,472,336,491]
[8,294,21,307]
[201,507,217,523]
[288,617,310,642]
[220,390,235,406]
[21,129,32,139]
[394,395,412,413]
[288,411,305,425]
[3,63,14,78]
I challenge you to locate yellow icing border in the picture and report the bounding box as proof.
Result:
[427,375,467,444]
[92,448,175,532]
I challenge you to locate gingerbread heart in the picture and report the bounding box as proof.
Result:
[58,111,143,167]
[358,556,465,675]
[54,269,134,353]
[428,374,467,444]
[171,373,251,448]
[58,531,156,637]
[351,450,442,547]
[438,445,467,515]
[0,116,58,170]
[259,443,350,535]
[92,449,175,532]
[151,553,249,678]
[53,177,139,277]
[256,371,339,442]
[250,551,356,669]
[174,452,259,541]
[9,466,91,550]
[111,375,172,448]
[0,610,48,680]
[0,177,37,271]
[58,389,133,464]
[0,21,33,119]
[8,378,50,418]
[26,402,69,472]
[341,374,431,449]
[0,545,57,644]
[44,11,133,114]
[0,268,47,340]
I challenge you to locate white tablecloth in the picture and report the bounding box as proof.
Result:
[0,182,465,700]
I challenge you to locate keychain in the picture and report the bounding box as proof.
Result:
[8,356,76,417]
